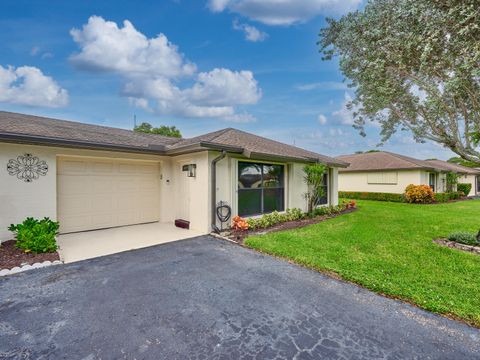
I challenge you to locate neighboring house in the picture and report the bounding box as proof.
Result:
[0,111,347,241]
[336,151,480,196]
[423,159,480,196]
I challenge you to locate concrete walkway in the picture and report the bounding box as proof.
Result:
[57,222,204,263]
[1,236,479,359]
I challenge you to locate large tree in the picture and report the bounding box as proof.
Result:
[134,122,182,138]
[319,0,480,164]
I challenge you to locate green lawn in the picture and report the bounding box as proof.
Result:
[245,200,480,327]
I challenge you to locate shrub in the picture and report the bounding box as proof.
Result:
[404,184,435,203]
[232,216,249,231]
[8,217,59,253]
[434,192,450,203]
[448,232,479,246]
[245,208,311,230]
[434,191,462,202]
[339,191,404,202]
[457,183,472,196]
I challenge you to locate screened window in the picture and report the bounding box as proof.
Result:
[238,162,285,216]
[317,171,329,205]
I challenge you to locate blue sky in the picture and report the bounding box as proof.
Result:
[0,0,454,159]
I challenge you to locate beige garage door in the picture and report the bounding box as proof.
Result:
[57,157,160,233]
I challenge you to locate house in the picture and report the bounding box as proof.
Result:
[423,159,480,196]
[0,111,347,242]
[336,151,480,195]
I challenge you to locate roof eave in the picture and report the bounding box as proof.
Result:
[0,132,169,155]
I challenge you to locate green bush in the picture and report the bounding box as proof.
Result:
[457,183,472,196]
[448,232,478,246]
[434,192,462,202]
[246,209,306,231]
[8,217,59,253]
[339,191,404,202]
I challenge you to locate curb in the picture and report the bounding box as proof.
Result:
[0,260,63,277]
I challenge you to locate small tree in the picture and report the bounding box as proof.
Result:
[134,122,182,138]
[446,172,460,193]
[303,163,327,213]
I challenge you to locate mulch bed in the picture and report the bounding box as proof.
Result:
[433,238,480,255]
[226,208,357,244]
[0,240,60,270]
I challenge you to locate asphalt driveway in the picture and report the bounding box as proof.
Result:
[1,236,478,359]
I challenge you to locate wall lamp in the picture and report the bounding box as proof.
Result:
[182,164,197,178]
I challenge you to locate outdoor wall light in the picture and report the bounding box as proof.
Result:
[182,164,197,178]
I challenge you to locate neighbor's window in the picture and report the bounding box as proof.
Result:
[367,171,398,184]
[238,162,285,216]
[317,171,329,205]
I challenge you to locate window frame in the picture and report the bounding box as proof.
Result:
[237,161,285,217]
[316,169,329,206]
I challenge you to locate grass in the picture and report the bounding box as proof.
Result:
[245,199,480,327]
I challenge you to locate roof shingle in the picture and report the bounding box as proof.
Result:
[0,111,347,166]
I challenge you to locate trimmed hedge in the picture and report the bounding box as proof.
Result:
[340,190,463,203]
[339,191,404,202]
[434,192,462,203]
[457,183,472,196]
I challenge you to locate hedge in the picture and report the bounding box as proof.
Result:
[434,192,462,202]
[340,191,462,203]
[339,191,404,202]
[457,183,472,196]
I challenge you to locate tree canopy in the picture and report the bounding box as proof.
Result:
[319,0,480,164]
[134,122,182,138]
[448,156,480,168]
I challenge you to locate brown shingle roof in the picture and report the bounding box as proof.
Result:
[336,151,442,172]
[424,159,480,175]
[0,111,179,150]
[0,111,347,166]
[171,128,348,166]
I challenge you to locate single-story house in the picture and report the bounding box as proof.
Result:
[336,151,480,195]
[0,111,347,242]
[422,159,480,196]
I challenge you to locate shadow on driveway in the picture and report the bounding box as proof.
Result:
[1,235,479,359]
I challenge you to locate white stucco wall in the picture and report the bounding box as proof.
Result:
[458,174,477,196]
[0,143,57,241]
[338,170,424,194]
[171,151,210,233]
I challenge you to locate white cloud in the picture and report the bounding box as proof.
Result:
[207,0,361,26]
[70,16,196,78]
[185,68,261,106]
[318,114,327,125]
[296,81,349,91]
[332,92,355,125]
[0,65,68,108]
[233,20,268,42]
[70,16,261,121]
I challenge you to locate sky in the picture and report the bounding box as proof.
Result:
[0,0,455,160]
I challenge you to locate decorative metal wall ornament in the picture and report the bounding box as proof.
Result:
[7,153,48,182]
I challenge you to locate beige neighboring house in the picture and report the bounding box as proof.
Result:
[0,111,348,243]
[423,159,480,196]
[336,151,480,196]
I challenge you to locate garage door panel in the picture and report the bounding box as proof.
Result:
[58,158,160,233]
[92,162,114,174]
[58,159,88,174]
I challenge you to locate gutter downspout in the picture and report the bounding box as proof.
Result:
[211,150,227,233]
